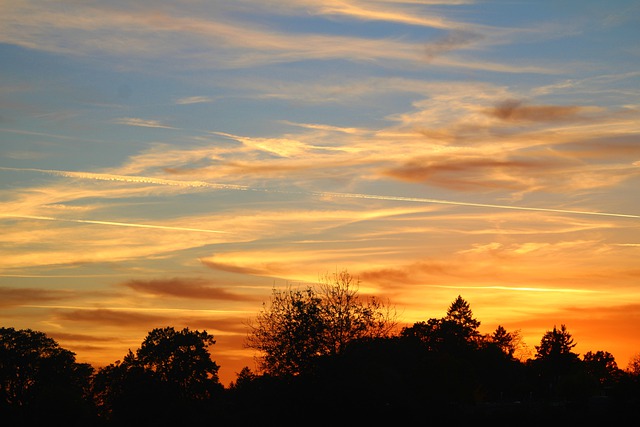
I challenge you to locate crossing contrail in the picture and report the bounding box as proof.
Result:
[1,166,638,220]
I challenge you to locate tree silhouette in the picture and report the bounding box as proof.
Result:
[246,285,325,376]
[0,327,94,424]
[535,324,577,360]
[93,326,222,424]
[442,294,481,352]
[92,350,159,422]
[627,352,640,376]
[531,324,583,401]
[246,270,396,376]
[489,325,516,357]
[318,270,396,355]
[399,295,480,354]
[137,326,221,399]
[583,350,621,386]
[4,288,640,424]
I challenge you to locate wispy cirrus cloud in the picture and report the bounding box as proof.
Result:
[0,1,558,72]
[175,96,214,105]
[112,117,176,129]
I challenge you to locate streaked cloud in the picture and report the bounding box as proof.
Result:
[424,30,481,62]
[0,0,560,72]
[487,99,585,122]
[175,96,214,105]
[122,277,260,302]
[57,308,174,327]
[0,287,71,308]
[113,118,176,129]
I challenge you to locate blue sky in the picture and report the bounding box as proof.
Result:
[1,0,639,386]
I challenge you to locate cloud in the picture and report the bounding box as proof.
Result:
[308,0,459,29]
[360,261,454,286]
[488,99,584,122]
[55,307,252,334]
[200,260,269,276]
[0,287,70,308]
[0,1,554,72]
[57,308,173,327]
[112,118,176,129]
[122,277,260,302]
[47,332,115,342]
[382,156,566,192]
[562,135,640,159]
[425,30,481,61]
[175,96,213,105]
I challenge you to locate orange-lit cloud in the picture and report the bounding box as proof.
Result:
[488,99,584,122]
[175,96,214,105]
[383,157,563,192]
[56,308,168,327]
[0,1,556,72]
[122,277,260,302]
[112,118,177,129]
[0,287,71,308]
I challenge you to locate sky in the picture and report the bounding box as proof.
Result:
[1,0,639,387]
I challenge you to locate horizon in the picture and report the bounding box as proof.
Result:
[1,0,639,388]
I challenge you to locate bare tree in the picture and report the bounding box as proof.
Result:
[627,352,640,376]
[246,270,396,376]
[318,270,397,355]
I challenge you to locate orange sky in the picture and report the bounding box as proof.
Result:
[1,1,639,386]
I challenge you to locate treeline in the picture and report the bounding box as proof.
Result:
[2,271,640,425]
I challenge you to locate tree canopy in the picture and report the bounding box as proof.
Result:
[245,270,396,376]
[399,294,481,354]
[2,288,640,424]
[92,326,222,423]
[0,327,94,424]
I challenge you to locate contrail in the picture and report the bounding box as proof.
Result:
[0,214,230,234]
[309,191,640,219]
[0,166,250,191]
[2,166,638,220]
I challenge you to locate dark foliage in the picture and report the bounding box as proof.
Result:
[2,296,640,425]
[92,327,224,426]
[0,327,95,426]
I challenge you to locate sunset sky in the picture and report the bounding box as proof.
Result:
[1,0,639,386]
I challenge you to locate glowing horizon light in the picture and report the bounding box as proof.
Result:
[424,284,599,293]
